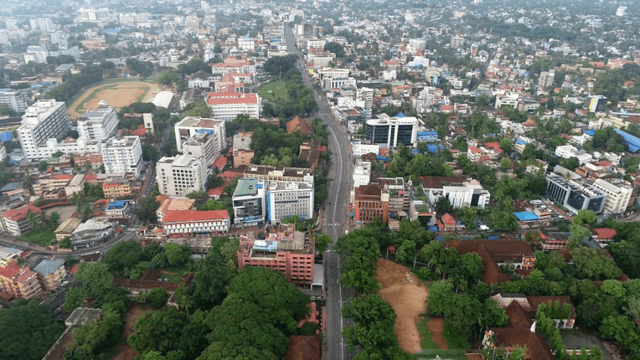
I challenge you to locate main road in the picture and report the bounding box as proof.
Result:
[284,26,358,360]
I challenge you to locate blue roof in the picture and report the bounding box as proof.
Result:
[613,128,639,152]
[0,131,12,142]
[418,131,438,136]
[429,226,438,232]
[427,144,438,153]
[376,155,389,161]
[396,112,406,118]
[584,129,596,136]
[436,235,444,242]
[515,139,528,145]
[513,212,539,221]
[412,149,420,154]
[488,235,499,240]
[107,200,127,209]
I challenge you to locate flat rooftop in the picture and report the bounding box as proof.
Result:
[233,178,264,197]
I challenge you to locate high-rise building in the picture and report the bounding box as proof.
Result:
[365,115,419,148]
[450,35,464,48]
[420,176,491,209]
[101,136,143,176]
[616,6,627,17]
[77,101,119,142]
[592,179,633,215]
[174,116,226,155]
[18,100,71,160]
[267,180,314,224]
[156,155,207,197]
[182,132,217,168]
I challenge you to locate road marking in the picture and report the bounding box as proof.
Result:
[328,125,343,227]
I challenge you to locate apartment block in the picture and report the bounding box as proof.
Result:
[182,131,217,168]
[77,101,119,141]
[101,136,143,176]
[237,224,315,286]
[242,165,314,183]
[174,116,226,155]
[18,100,71,160]
[156,155,207,197]
[592,179,633,214]
[101,182,132,198]
[1,205,42,236]
[0,264,43,299]
[354,184,389,224]
[0,88,29,113]
[33,258,66,291]
[365,115,419,148]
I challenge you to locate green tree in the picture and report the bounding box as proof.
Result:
[64,287,88,312]
[103,240,142,274]
[187,253,230,310]
[128,307,187,355]
[164,243,191,266]
[75,262,114,296]
[142,144,158,162]
[427,280,455,316]
[0,300,66,360]
[323,42,345,58]
[315,233,332,255]
[136,197,160,223]
[395,240,417,264]
[572,247,621,280]
[38,160,49,172]
[146,288,168,307]
[573,210,597,226]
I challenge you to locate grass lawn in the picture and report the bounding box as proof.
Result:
[442,323,471,351]
[256,80,289,102]
[18,227,56,247]
[135,262,190,284]
[417,317,440,350]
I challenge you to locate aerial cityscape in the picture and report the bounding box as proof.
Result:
[0,0,639,359]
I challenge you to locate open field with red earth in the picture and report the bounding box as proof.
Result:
[376,258,431,354]
[68,80,169,119]
[108,303,155,360]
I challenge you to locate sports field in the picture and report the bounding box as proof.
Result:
[68,80,168,119]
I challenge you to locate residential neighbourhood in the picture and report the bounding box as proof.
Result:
[1,0,640,360]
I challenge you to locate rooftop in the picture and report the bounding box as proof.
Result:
[2,204,41,222]
[33,258,65,275]
[162,210,229,223]
[233,178,265,197]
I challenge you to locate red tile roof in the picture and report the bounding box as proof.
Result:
[52,174,74,180]
[0,264,22,279]
[2,205,41,222]
[162,210,229,223]
[207,186,224,197]
[593,228,616,239]
[206,93,258,105]
[442,213,456,225]
[212,156,228,169]
[15,268,36,283]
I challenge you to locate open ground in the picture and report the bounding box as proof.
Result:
[376,258,429,354]
[256,79,289,102]
[68,80,168,119]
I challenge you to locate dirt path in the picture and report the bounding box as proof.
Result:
[425,317,448,350]
[376,258,428,354]
[108,303,154,360]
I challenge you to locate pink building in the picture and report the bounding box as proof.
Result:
[238,224,315,286]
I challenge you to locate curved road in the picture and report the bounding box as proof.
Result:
[284,26,358,360]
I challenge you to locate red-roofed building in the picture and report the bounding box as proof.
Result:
[0,264,43,299]
[440,213,457,232]
[286,116,313,136]
[467,146,482,163]
[130,124,147,136]
[205,92,260,121]
[207,186,224,200]
[591,228,616,245]
[440,104,454,114]
[2,205,42,236]
[163,210,230,235]
[212,156,228,173]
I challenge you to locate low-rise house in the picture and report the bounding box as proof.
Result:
[102,181,132,198]
[55,218,82,241]
[105,200,131,218]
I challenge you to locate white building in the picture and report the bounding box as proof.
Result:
[592,179,633,215]
[162,210,230,235]
[156,155,207,197]
[77,101,119,142]
[420,176,491,209]
[352,140,379,157]
[267,180,314,224]
[78,8,110,22]
[174,116,226,155]
[101,136,143,176]
[554,145,593,165]
[365,116,419,148]
[23,46,48,64]
[353,159,371,189]
[18,100,71,160]
[238,38,255,52]
[182,132,217,168]
[206,93,260,121]
[0,89,29,113]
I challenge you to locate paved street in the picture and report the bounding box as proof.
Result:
[284,26,358,360]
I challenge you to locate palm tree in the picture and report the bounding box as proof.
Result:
[26,210,39,229]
